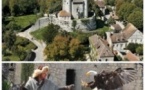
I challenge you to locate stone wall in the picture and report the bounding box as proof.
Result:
[34,63,143,90]
[3,63,143,90]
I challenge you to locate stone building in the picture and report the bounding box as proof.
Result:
[61,0,88,19]
[89,34,114,61]
[106,23,143,51]
[48,0,96,31]
[3,63,143,90]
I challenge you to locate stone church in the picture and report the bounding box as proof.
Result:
[49,0,96,31]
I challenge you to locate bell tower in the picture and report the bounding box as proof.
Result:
[63,0,72,13]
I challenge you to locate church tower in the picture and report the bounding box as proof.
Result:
[63,0,72,13]
[84,0,88,18]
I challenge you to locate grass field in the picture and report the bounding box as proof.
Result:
[14,15,37,28]
[31,26,47,40]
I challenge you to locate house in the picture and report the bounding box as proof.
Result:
[110,24,122,33]
[89,34,114,61]
[107,23,143,51]
[122,23,143,44]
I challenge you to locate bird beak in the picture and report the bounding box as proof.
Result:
[86,71,90,77]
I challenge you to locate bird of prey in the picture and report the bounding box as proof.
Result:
[81,68,136,90]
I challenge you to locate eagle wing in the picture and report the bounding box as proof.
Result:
[98,68,136,89]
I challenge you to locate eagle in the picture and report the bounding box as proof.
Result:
[81,68,136,90]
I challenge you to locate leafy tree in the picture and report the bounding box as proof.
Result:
[115,0,125,14]
[105,0,116,6]
[117,3,136,20]
[2,80,10,90]
[126,43,143,54]
[69,39,85,59]
[107,17,116,25]
[127,10,143,29]
[134,0,143,8]
[42,24,59,43]
[3,30,16,50]
[136,45,143,55]
[44,35,69,60]
[9,0,16,16]
[21,64,34,82]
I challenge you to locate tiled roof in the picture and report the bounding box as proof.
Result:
[58,10,71,17]
[111,33,127,43]
[89,34,114,58]
[95,0,105,8]
[112,24,122,31]
[125,51,140,61]
[122,23,137,39]
[111,23,137,43]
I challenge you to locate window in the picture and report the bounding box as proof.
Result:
[66,69,75,85]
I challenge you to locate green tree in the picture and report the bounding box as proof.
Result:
[117,3,136,20]
[44,35,69,60]
[134,0,143,8]
[42,24,59,43]
[3,30,16,50]
[21,64,34,82]
[69,39,85,59]
[127,10,143,29]
[107,17,116,25]
[9,0,16,16]
[136,45,143,55]
[2,80,10,90]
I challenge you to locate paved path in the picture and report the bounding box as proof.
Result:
[17,17,49,61]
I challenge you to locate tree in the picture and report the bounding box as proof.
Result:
[107,17,116,25]
[42,24,59,43]
[69,39,85,59]
[21,64,34,82]
[117,3,136,20]
[44,35,69,60]
[134,0,143,8]
[136,45,143,55]
[126,43,143,54]
[105,0,116,6]
[3,30,16,50]
[127,10,143,30]
[115,0,125,14]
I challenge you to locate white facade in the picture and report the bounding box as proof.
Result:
[63,0,88,19]
[113,42,127,51]
[127,30,143,44]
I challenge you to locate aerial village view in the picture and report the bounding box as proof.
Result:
[2,0,143,61]
[1,0,144,90]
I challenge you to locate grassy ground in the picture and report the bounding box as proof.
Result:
[14,15,37,28]
[31,26,47,40]
[7,15,37,29]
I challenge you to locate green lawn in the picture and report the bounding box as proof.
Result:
[31,26,47,40]
[3,55,20,61]
[7,15,37,29]
[14,15,37,28]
